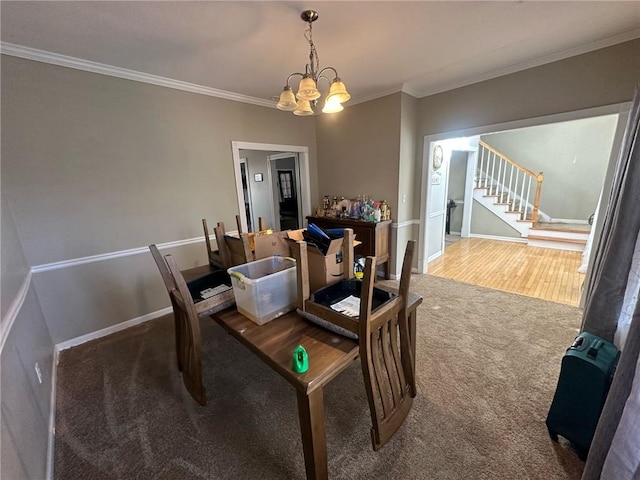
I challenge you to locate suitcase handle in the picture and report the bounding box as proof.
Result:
[587,338,603,359]
[571,336,584,349]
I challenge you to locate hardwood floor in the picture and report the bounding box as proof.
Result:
[428,237,585,306]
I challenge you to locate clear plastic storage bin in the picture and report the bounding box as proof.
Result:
[228,256,297,325]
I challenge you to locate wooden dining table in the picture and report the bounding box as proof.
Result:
[182,264,422,480]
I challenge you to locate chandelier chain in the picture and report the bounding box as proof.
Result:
[304,22,320,80]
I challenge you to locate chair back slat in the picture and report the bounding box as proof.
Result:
[149,244,175,293]
[380,319,403,408]
[203,218,225,268]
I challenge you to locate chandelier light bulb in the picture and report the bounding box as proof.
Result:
[322,96,344,113]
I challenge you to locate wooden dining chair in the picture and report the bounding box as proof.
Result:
[235,214,267,234]
[214,222,253,268]
[164,254,207,406]
[359,240,416,451]
[149,244,185,372]
[202,218,224,268]
[149,245,234,404]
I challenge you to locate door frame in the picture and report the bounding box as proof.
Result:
[239,158,256,232]
[231,142,311,233]
[417,102,631,274]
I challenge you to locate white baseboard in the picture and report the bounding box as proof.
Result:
[46,348,59,480]
[46,306,172,478]
[548,218,590,225]
[55,306,172,352]
[389,267,419,281]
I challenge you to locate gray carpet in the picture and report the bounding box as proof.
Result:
[54,275,586,479]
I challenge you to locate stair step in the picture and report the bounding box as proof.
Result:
[530,227,590,235]
[527,234,587,245]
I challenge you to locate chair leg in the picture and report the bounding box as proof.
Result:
[172,302,183,372]
[182,338,206,406]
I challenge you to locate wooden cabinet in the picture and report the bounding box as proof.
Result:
[306,216,392,279]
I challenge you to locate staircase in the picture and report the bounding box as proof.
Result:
[528,223,590,252]
[475,141,589,251]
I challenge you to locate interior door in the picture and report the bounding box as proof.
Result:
[276,169,299,230]
[426,143,449,261]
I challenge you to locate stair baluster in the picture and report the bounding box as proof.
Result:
[475,140,544,228]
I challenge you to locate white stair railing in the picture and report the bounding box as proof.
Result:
[476,140,544,225]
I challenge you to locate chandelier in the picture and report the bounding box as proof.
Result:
[276,10,351,116]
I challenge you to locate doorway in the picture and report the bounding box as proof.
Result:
[418,103,630,308]
[268,153,303,231]
[231,142,311,233]
[239,158,255,231]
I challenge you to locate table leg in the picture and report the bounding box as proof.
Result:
[296,388,328,480]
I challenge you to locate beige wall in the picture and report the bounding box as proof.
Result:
[1,191,29,319]
[2,38,640,476]
[415,39,640,220]
[315,93,401,215]
[1,192,53,480]
[1,54,317,344]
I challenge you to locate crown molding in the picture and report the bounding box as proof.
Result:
[348,83,420,106]
[3,27,638,110]
[0,42,276,108]
[413,28,640,98]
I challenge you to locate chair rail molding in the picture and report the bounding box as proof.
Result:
[30,233,227,274]
[0,270,32,352]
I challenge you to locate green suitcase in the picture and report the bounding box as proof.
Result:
[545,332,619,458]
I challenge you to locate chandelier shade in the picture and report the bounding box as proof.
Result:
[297,76,321,101]
[276,85,298,111]
[276,10,350,116]
[293,99,314,116]
[326,78,351,104]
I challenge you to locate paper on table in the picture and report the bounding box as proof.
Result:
[330,295,361,317]
[200,284,232,299]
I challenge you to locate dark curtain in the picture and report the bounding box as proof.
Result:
[581,86,640,479]
[581,86,640,339]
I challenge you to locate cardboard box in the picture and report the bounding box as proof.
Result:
[287,229,346,292]
[253,231,292,260]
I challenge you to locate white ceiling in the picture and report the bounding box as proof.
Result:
[2,1,639,106]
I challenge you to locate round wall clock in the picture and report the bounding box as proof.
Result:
[433,145,443,171]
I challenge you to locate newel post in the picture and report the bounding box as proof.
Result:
[532,172,544,225]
